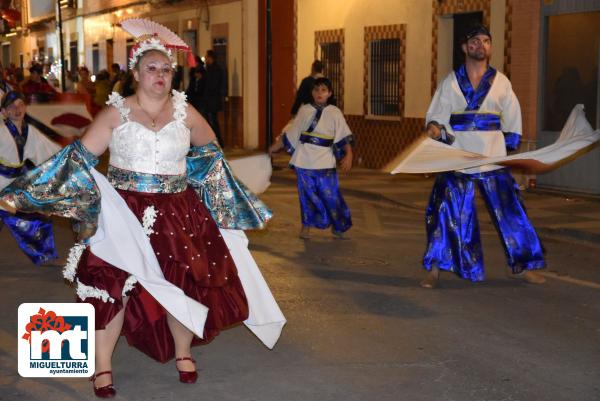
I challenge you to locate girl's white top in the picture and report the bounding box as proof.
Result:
[284,104,352,170]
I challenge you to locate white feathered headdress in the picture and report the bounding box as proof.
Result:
[120,18,196,70]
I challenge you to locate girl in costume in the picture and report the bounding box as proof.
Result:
[270,77,354,239]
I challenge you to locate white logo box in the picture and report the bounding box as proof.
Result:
[18,303,95,378]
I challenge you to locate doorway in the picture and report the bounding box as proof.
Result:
[453,12,483,70]
[538,4,600,194]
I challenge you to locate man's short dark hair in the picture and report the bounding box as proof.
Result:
[312,60,324,74]
[29,64,43,75]
[462,23,492,44]
[206,50,216,60]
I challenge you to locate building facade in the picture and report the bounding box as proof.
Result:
[280,0,599,194]
[1,0,260,150]
[1,0,598,193]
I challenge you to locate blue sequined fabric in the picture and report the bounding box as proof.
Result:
[503,132,521,151]
[186,142,272,230]
[423,169,545,282]
[0,140,100,239]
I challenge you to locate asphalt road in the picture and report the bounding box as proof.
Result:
[1,174,599,401]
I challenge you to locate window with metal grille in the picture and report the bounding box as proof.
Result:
[369,38,401,116]
[320,42,343,109]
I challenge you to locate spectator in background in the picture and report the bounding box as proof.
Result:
[44,63,60,89]
[201,49,226,147]
[185,59,205,115]
[15,67,25,90]
[21,64,57,103]
[64,69,78,93]
[172,65,184,91]
[291,60,324,116]
[93,69,111,107]
[113,70,136,98]
[109,63,122,89]
[76,66,96,99]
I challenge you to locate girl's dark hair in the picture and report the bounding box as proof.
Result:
[312,77,337,106]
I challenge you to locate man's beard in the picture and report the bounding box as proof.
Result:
[467,49,488,61]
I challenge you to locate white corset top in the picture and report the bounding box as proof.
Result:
[107,91,190,175]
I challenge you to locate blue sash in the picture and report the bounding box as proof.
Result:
[0,160,29,178]
[299,132,334,147]
[306,104,324,133]
[449,112,501,131]
[299,104,337,148]
[451,65,503,132]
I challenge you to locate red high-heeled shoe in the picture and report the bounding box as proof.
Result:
[175,357,198,384]
[90,370,116,398]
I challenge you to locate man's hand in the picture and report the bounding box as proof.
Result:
[0,200,17,214]
[426,122,442,140]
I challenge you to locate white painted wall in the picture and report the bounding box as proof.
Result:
[297,0,507,118]
[297,0,432,118]
[490,0,506,72]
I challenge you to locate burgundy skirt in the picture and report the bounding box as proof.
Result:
[76,187,249,362]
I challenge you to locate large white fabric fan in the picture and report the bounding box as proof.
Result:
[120,18,189,49]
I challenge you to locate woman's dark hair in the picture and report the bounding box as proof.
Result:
[312,77,337,106]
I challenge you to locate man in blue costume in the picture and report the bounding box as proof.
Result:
[420,24,546,288]
[0,91,61,265]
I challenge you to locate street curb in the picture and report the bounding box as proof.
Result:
[270,175,600,245]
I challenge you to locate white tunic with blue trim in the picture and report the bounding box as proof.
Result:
[426,68,521,173]
[284,104,352,170]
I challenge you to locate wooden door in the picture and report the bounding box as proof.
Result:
[259,0,295,149]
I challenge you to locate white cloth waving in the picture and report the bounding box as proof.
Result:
[389,105,600,174]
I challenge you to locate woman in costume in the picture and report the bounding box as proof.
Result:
[0,91,61,265]
[270,77,354,239]
[0,19,285,398]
